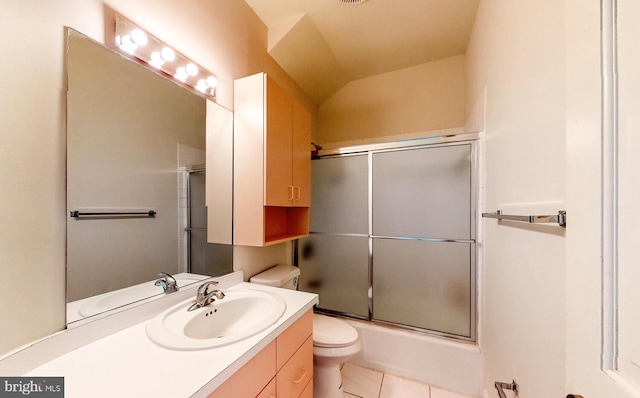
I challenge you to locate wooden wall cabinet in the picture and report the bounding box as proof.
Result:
[234,73,311,246]
[208,310,314,398]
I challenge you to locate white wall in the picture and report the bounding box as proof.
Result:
[317,55,466,146]
[565,0,640,396]
[465,1,566,397]
[0,0,311,357]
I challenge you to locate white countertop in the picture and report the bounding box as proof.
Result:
[66,272,211,323]
[23,280,318,398]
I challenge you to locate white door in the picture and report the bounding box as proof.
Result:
[566,0,640,396]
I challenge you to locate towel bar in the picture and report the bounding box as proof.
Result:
[70,210,156,218]
[482,210,566,227]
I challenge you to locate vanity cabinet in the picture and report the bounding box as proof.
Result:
[208,340,277,398]
[207,309,314,398]
[234,72,311,246]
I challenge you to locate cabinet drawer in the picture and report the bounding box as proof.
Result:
[299,377,313,398]
[277,336,313,398]
[277,309,313,370]
[208,340,276,398]
[256,377,277,398]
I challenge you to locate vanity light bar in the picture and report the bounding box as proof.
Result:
[114,14,218,100]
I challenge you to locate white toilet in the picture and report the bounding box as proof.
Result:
[250,264,362,398]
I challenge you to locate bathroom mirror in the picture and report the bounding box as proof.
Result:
[65,28,233,324]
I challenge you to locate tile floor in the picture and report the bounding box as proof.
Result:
[341,363,474,398]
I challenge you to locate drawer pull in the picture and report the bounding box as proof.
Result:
[292,368,308,384]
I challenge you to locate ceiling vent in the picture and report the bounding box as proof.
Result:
[338,0,368,4]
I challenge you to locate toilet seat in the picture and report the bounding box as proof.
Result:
[313,314,359,348]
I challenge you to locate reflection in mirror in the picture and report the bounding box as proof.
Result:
[65,28,233,324]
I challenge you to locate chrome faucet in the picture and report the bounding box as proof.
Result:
[154,272,178,293]
[188,281,225,311]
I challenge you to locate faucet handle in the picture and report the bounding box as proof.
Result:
[156,272,178,293]
[197,280,219,296]
[158,272,177,284]
[189,281,223,311]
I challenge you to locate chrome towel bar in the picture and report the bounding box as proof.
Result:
[70,210,156,218]
[482,210,566,227]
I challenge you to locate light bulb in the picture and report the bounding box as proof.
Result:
[160,47,175,62]
[121,34,134,47]
[196,79,208,93]
[130,29,148,46]
[175,67,188,82]
[185,63,198,76]
[150,52,163,63]
[149,52,164,69]
[206,76,218,88]
[119,35,137,55]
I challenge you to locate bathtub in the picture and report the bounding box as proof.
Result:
[344,318,483,397]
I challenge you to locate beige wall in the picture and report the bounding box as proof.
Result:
[466,0,567,397]
[0,0,310,357]
[316,55,466,146]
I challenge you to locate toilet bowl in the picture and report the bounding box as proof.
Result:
[249,265,362,398]
[312,313,362,398]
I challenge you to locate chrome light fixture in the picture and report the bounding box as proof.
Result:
[114,14,218,100]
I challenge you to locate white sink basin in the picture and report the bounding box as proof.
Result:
[145,289,287,350]
[78,275,207,317]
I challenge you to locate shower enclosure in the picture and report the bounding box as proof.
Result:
[298,139,477,340]
[186,169,233,276]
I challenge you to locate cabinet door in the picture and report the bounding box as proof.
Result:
[292,100,311,207]
[265,76,294,207]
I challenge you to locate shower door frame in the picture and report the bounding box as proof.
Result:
[305,133,480,342]
[185,165,206,273]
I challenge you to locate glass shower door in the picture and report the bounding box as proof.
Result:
[371,145,474,337]
[299,155,370,317]
[299,142,476,340]
[188,170,233,276]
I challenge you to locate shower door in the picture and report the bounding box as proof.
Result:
[299,141,476,340]
[299,154,370,318]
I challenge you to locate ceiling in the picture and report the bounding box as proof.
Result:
[244,0,480,104]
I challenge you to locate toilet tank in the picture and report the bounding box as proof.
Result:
[249,264,300,290]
